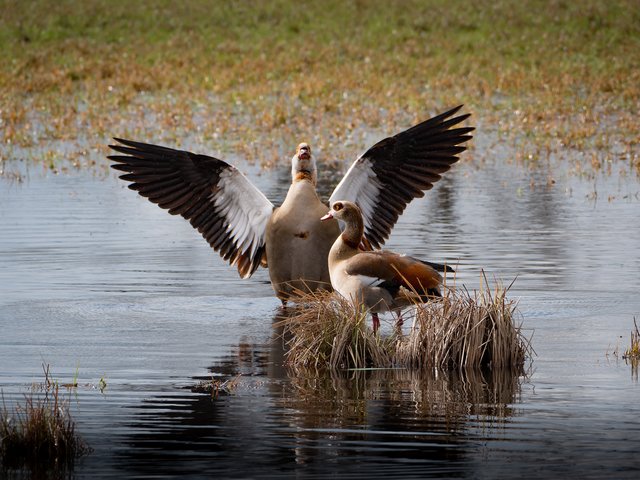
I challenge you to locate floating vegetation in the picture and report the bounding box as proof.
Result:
[98,376,107,394]
[279,276,533,372]
[191,375,240,398]
[0,364,90,474]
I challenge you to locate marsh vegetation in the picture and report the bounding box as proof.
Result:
[1,0,638,181]
[0,364,89,474]
[280,277,532,372]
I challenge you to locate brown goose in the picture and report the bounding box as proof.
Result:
[108,105,472,304]
[321,201,453,332]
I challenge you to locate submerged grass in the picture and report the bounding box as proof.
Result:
[0,0,638,180]
[0,364,89,473]
[279,276,532,372]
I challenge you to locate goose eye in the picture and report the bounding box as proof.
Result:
[333,202,343,211]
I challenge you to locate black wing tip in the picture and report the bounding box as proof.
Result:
[109,137,156,151]
[438,104,469,120]
[445,104,464,116]
[439,110,472,129]
[109,137,137,149]
[418,259,455,273]
[436,105,474,128]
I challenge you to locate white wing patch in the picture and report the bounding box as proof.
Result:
[353,274,386,287]
[213,167,274,259]
[329,158,381,234]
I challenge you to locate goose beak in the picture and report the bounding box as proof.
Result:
[320,211,334,222]
[296,143,311,160]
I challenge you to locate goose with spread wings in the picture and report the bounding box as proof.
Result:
[108,105,473,305]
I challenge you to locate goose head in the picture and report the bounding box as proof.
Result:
[322,200,365,248]
[291,142,317,185]
[321,201,361,224]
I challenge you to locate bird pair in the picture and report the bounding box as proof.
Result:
[108,106,472,331]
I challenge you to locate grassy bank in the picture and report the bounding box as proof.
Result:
[1,0,638,176]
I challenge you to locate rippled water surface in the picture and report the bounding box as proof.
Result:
[1,155,640,478]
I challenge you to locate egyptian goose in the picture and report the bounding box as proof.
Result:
[108,105,472,304]
[321,201,453,332]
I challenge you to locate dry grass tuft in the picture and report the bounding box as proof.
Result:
[277,289,393,370]
[622,317,640,380]
[623,317,640,361]
[396,278,530,370]
[279,277,533,372]
[0,364,90,472]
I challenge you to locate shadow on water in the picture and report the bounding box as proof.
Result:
[114,312,523,478]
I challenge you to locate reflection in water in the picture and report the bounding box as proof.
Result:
[280,366,520,467]
[116,315,522,476]
[402,162,571,292]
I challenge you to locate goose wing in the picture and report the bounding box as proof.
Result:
[329,105,473,249]
[108,138,274,278]
[343,252,398,288]
[346,252,443,292]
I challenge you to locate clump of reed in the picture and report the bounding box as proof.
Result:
[279,277,532,372]
[0,364,90,472]
[278,290,393,370]
[623,317,640,361]
[396,280,529,369]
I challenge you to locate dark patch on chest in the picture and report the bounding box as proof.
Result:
[294,231,309,239]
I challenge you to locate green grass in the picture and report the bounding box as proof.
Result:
[0,0,638,176]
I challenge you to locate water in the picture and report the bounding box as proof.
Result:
[1,155,640,478]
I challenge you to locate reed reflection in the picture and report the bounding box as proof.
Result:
[116,311,523,476]
[281,365,521,433]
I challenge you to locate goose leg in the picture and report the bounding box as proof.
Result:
[372,313,380,333]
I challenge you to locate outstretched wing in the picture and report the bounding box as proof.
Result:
[329,105,473,249]
[108,138,274,278]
